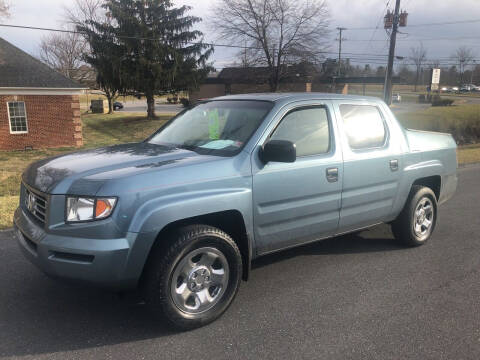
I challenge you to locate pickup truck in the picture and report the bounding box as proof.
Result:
[14,93,457,329]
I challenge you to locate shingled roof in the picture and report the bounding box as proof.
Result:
[0,37,84,89]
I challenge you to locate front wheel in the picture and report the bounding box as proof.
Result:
[142,225,242,329]
[392,185,438,246]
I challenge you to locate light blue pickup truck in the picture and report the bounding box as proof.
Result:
[14,93,457,329]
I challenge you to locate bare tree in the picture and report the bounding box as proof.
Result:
[0,0,10,18]
[410,43,427,92]
[453,46,475,84]
[64,0,104,30]
[39,31,88,80]
[211,0,330,92]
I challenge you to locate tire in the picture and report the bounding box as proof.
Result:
[391,185,437,247]
[142,225,242,330]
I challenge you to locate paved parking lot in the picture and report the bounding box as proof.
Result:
[119,100,183,114]
[1,165,479,360]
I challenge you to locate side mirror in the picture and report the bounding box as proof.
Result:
[261,140,296,163]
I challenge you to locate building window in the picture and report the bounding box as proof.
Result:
[7,101,28,134]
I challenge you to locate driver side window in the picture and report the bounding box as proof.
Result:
[270,106,330,157]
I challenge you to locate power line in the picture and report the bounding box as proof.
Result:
[363,0,390,52]
[347,18,480,30]
[0,22,405,58]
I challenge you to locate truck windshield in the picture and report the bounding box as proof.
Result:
[148,100,273,156]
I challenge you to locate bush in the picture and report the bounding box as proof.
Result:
[431,96,454,107]
[179,97,190,107]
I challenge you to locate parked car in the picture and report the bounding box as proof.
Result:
[89,101,124,111]
[392,93,402,102]
[14,93,457,329]
[460,84,479,92]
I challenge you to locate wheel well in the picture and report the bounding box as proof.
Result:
[413,175,441,200]
[147,210,250,281]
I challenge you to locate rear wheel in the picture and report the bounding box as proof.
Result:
[392,185,437,246]
[143,225,242,329]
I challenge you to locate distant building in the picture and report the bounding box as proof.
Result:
[189,63,347,103]
[0,37,85,150]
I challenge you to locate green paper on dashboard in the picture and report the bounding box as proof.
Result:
[208,109,220,140]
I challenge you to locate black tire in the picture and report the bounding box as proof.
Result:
[142,225,242,330]
[391,185,438,247]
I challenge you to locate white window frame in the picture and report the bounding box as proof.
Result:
[7,101,28,134]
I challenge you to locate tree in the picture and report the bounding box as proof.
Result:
[211,0,330,92]
[39,31,88,81]
[0,0,9,18]
[77,17,125,114]
[453,46,475,84]
[80,0,213,119]
[410,44,427,92]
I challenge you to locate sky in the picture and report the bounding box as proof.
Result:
[1,0,480,70]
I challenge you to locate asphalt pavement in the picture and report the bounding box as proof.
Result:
[119,100,183,114]
[1,165,479,359]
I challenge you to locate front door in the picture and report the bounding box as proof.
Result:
[252,103,343,255]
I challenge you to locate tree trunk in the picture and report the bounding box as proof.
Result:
[414,69,419,92]
[107,96,113,114]
[146,93,156,119]
[269,74,279,92]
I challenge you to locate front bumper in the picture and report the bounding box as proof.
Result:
[13,207,146,289]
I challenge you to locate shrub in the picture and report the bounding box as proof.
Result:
[179,97,190,107]
[431,97,454,107]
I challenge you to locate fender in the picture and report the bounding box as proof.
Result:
[122,187,255,282]
[391,159,445,218]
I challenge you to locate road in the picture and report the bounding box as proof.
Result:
[118,100,183,114]
[1,165,479,360]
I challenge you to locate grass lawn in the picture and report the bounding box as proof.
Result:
[0,112,170,230]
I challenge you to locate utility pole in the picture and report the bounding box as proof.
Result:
[336,27,347,77]
[383,0,401,105]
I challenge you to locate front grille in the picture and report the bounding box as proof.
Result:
[24,186,48,225]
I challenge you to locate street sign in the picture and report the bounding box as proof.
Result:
[431,68,441,91]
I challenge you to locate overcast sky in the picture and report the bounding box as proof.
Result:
[1,0,480,69]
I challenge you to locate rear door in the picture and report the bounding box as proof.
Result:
[251,101,343,255]
[333,101,403,232]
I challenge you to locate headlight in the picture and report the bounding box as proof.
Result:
[66,197,117,222]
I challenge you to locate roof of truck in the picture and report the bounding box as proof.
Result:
[212,92,383,103]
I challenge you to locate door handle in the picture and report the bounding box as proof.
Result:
[326,167,339,182]
[390,159,399,172]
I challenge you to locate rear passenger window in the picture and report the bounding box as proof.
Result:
[339,104,387,150]
[270,107,330,156]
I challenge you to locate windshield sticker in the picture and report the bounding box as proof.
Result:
[199,140,235,149]
[208,109,220,140]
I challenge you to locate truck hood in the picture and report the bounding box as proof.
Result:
[22,142,214,194]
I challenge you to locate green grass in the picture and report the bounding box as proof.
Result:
[0,113,170,229]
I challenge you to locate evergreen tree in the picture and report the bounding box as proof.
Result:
[78,0,212,118]
[79,20,126,113]
[107,0,212,118]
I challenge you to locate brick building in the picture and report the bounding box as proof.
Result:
[0,37,85,151]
